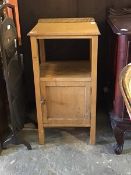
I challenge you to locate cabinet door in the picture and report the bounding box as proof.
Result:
[40,81,91,126]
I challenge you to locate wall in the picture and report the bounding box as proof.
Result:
[18,0,131,108]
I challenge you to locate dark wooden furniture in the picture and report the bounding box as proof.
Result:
[107,9,131,154]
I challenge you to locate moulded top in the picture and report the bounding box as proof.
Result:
[28,18,100,38]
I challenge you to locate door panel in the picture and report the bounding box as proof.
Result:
[41,81,91,122]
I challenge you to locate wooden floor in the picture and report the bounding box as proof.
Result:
[40,61,91,81]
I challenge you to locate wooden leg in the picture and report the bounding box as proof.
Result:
[0,140,3,154]
[30,37,45,145]
[89,122,96,145]
[38,127,45,145]
[110,115,126,155]
[113,126,124,155]
[89,36,98,145]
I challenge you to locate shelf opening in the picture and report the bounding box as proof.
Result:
[38,39,90,62]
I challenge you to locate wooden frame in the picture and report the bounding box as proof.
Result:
[29,18,100,145]
[119,64,131,118]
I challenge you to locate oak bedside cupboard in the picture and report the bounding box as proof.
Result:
[28,18,100,145]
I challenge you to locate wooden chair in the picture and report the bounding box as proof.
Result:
[119,63,131,119]
[111,64,131,155]
[112,64,131,154]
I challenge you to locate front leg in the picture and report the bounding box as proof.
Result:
[0,140,3,154]
[113,126,124,155]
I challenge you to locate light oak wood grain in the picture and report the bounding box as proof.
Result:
[30,37,45,144]
[29,18,100,145]
[41,81,91,120]
[29,18,100,38]
[40,61,91,81]
[90,36,98,145]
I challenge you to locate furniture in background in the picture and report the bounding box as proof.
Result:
[107,9,131,154]
[0,56,8,153]
[29,18,100,144]
[0,3,14,153]
[0,3,31,153]
[5,0,21,43]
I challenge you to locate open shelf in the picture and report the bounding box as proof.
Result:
[40,61,91,81]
